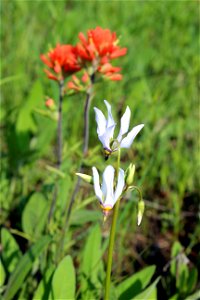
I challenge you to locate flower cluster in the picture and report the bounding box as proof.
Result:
[41,26,127,85]
[77,100,145,225]
[40,44,81,81]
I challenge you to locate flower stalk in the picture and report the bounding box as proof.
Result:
[83,73,95,156]
[104,148,121,300]
[57,79,64,167]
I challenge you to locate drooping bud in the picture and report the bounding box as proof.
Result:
[125,163,135,186]
[76,173,93,184]
[137,200,145,226]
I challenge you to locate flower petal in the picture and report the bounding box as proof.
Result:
[94,107,107,136]
[113,168,125,204]
[104,100,116,129]
[98,125,115,150]
[102,165,115,207]
[117,106,131,142]
[92,167,103,204]
[120,124,144,148]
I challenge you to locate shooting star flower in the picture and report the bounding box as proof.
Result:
[92,165,125,217]
[94,100,144,158]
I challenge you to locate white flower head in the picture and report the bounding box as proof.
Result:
[92,165,125,216]
[94,100,144,158]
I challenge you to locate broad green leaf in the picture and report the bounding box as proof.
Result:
[80,224,103,299]
[1,228,22,273]
[70,209,102,226]
[4,235,51,300]
[16,80,43,134]
[34,113,56,155]
[117,265,156,300]
[0,259,6,286]
[34,266,55,300]
[48,255,75,300]
[133,277,160,300]
[16,80,43,150]
[22,192,49,238]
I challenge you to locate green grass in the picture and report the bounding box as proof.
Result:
[1,1,199,299]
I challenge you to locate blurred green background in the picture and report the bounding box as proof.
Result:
[1,1,199,299]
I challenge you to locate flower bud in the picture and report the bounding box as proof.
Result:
[137,200,145,226]
[45,98,56,110]
[125,163,135,186]
[76,173,93,184]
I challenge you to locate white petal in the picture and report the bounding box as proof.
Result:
[120,124,144,148]
[104,100,116,128]
[98,125,115,150]
[117,106,131,142]
[113,168,125,204]
[102,165,115,206]
[94,107,106,136]
[92,167,103,205]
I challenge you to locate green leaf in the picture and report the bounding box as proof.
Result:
[80,224,103,299]
[16,80,43,150]
[48,255,75,300]
[117,265,156,300]
[133,276,160,300]
[22,192,49,238]
[1,228,22,273]
[170,241,183,277]
[185,290,200,300]
[70,209,102,226]
[187,267,198,294]
[4,235,51,300]
[34,266,55,300]
[0,259,6,286]
[16,80,43,134]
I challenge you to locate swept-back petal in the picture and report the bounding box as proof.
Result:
[98,124,115,150]
[117,106,131,142]
[102,165,115,206]
[113,168,125,204]
[92,167,103,204]
[104,100,116,128]
[94,107,107,136]
[120,124,144,148]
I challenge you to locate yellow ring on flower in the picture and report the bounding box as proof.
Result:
[101,204,113,211]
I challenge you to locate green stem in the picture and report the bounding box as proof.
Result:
[104,148,121,300]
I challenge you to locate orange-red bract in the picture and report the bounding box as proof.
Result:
[40,44,81,81]
[76,26,127,62]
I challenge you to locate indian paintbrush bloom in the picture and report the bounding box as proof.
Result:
[67,71,90,92]
[92,165,125,216]
[76,26,127,81]
[94,100,144,158]
[40,44,81,81]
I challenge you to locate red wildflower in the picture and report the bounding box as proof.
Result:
[76,27,127,64]
[98,63,123,81]
[40,44,81,81]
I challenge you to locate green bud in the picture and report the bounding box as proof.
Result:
[137,200,145,226]
[125,163,136,186]
[76,172,93,184]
